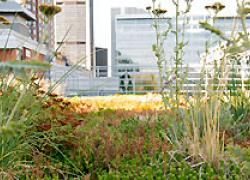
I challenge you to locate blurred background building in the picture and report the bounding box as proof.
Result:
[2,0,250,95]
[23,0,55,50]
[0,1,47,61]
[55,0,95,69]
[112,7,250,74]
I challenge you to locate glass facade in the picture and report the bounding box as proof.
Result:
[115,15,250,68]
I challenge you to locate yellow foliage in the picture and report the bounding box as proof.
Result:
[65,94,189,113]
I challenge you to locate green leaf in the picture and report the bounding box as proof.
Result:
[199,21,223,37]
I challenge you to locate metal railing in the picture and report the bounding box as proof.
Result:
[49,64,250,96]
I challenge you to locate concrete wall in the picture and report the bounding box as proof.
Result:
[55,0,87,67]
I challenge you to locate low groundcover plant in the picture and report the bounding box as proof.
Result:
[0,0,249,179]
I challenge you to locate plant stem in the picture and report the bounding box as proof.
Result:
[237,0,249,42]
[6,88,26,126]
[175,0,180,117]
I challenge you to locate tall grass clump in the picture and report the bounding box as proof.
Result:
[150,0,250,175]
[0,61,51,178]
[0,4,60,178]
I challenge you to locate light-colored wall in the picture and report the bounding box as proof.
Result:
[62,43,86,64]
[55,0,87,67]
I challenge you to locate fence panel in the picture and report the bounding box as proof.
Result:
[49,64,250,96]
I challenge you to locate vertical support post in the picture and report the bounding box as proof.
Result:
[133,77,136,95]
[93,66,96,78]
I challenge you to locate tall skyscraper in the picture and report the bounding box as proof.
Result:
[55,0,94,69]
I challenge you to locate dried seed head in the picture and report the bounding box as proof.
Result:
[39,4,61,18]
[53,97,64,103]
[31,76,39,81]
[152,8,167,16]
[49,92,58,97]
[146,6,152,11]
[212,2,225,11]
[205,2,225,12]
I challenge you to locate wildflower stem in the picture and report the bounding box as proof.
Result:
[175,0,180,117]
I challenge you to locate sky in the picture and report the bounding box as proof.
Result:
[94,0,157,47]
[94,0,164,48]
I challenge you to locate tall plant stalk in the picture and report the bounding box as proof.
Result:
[149,0,192,113]
[174,0,180,112]
[148,1,170,108]
[171,0,192,118]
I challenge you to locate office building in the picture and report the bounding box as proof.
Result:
[95,47,108,77]
[112,8,250,75]
[23,0,55,50]
[0,1,47,61]
[111,7,147,76]
[55,0,94,69]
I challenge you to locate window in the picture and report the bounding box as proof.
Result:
[76,1,85,4]
[56,1,63,5]
[25,49,32,58]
